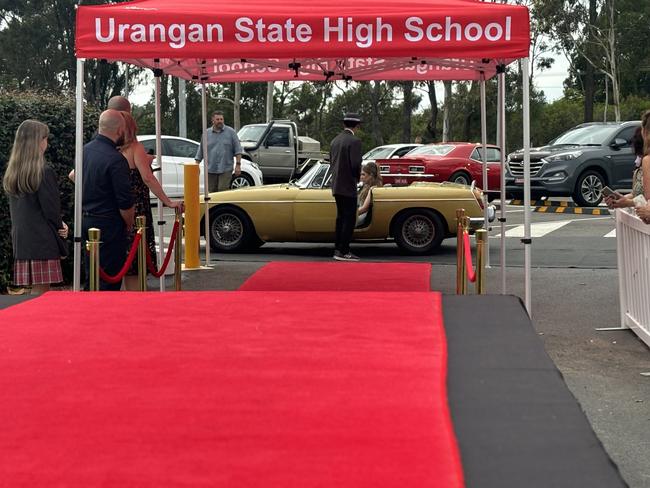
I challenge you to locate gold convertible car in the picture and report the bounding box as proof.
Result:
[200,161,493,254]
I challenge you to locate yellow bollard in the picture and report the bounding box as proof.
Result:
[475,229,488,295]
[136,216,147,291]
[86,228,101,292]
[184,163,200,269]
[174,208,183,291]
[456,209,466,295]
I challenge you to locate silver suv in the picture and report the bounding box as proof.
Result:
[506,121,640,206]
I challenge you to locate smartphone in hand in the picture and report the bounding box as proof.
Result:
[602,186,623,200]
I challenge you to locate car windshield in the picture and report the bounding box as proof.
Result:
[552,125,619,146]
[237,125,266,143]
[363,146,395,159]
[295,162,331,189]
[406,145,455,156]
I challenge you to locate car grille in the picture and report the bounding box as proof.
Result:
[507,159,545,177]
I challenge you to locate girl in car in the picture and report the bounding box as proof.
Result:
[357,162,383,226]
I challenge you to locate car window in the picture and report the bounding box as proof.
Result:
[266,127,290,147]
[553,125,619,145]
[167,139,199,158]
[407,145,455,156]
[615,126,636,145]
[308,164,330,188]
[363,146,394,159]
[394,146,416,157]
[237,125,266,143]
[473,147,501,162]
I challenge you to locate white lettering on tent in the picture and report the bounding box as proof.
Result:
[207,24,224,42]
[150,24,166,42]
[96,17,114,43]
[168,24,186,48]
[187,24,204,43]
[323,17,392,48]
[235,17,312,43]
[130,24,146,42]
[404,16,512,43]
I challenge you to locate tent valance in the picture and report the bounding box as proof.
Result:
[76,0,530,81]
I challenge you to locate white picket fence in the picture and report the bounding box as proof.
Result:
[615,209,650,348]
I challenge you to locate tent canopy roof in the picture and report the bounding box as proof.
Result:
[76,0,530,81]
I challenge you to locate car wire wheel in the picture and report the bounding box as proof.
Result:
[211,211,245,249]
[402,214,435,248]
[394,210,445,254]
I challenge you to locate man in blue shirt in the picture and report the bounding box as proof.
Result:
[194,111,243,192]
[82,110,135,290]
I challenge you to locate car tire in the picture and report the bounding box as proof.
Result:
[394,209,445,254]
[231,173,254,189]
[573,170,606,207]
[449,171,471,185]
[208,206,255,252]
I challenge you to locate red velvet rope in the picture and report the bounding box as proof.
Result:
[463,232,477,283]
[98,232,142,284]
[146,220,180,278]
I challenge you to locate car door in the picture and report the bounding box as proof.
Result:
[293,165,337,239]
[140,138,179,198]
[607,126,637,189]
[258,126,294,179]
[166,138,201,197]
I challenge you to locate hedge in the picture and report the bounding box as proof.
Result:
[0,91,100,292]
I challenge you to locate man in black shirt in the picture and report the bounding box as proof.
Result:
[330,112,363,261]
[82,110,135,290]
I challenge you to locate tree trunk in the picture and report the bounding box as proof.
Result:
[369,81,384,146]
[426,80,438,142]
[442,81,452,143]
[401,81,413,142]
[583,0,597,122]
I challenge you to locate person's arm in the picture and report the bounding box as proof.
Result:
[68,169,75,183]
[358,187,374,215]
[350,138,363,181]
[642,155,650,201]
[233,130,242,176]
[111,156,136,230]
[133,143,181,208]
[194,133,204,163]
[37,168,64,229]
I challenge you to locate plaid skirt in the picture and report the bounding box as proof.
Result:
[13,259,63,286]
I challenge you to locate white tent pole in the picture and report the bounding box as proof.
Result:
[73,58,85,292]
[202,83,211,266]
[479,73,490,268]
[154,69,166,291]
[498,68,507,295]
[179,78,187,138]
[522,58,532,314]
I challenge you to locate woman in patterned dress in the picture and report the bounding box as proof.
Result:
[119,112,183,291]
[3,120,68,294]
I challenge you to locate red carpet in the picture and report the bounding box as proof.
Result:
[0,291,463,487]
[239,261,432,291]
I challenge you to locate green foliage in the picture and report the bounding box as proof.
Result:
[0,91,100,292]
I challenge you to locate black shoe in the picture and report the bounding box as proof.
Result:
[334,252,360,262]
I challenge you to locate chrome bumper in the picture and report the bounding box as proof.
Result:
[467,205,496,230]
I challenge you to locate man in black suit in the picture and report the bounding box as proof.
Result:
[330,112,363,261]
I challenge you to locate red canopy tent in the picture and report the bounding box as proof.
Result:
[73,0,534,309]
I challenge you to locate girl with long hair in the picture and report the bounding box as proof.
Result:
[119,111,183,291]
[3,120,68,294]
[357,161,383,226]
[633,110,650,223]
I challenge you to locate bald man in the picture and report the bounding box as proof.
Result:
[82,109,135,290]
[107,95,131,113]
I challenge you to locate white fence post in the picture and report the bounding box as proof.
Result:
[613,208,650,348]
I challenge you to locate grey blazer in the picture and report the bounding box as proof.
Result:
[8,166,65,260]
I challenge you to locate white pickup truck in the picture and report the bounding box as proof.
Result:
[237,120,325,181]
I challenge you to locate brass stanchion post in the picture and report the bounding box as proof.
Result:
[456,209,466,295]
[136,216,147,292]
[476,229,488,295]
[174,208,183,291]
[86,228,101,291]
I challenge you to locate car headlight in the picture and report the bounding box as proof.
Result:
[543,150,583,163]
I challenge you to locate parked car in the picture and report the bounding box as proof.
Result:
[506,121,640,206]
[237,120,324,181]
[199,161,495,255]
[138,135,263,198]
[375,143,502,190]
[362,143,422,163]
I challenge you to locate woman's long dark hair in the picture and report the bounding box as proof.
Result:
[359,162,383,203]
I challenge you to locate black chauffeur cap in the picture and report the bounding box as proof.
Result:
[343,112,362,123]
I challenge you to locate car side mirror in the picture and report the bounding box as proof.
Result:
[611,138,627,149]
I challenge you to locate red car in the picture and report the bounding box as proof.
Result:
[375,143,502,191]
